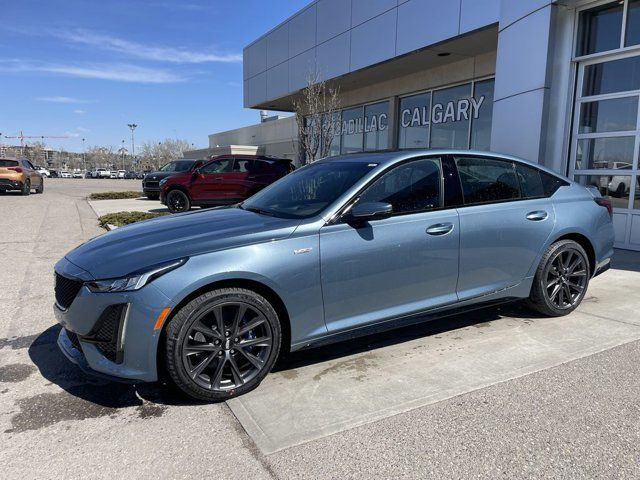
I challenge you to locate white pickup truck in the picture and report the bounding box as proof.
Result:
[93,168,111,178]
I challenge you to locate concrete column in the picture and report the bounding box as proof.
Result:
[490,1,556,164]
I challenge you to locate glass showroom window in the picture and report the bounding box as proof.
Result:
[363,102,389,151]
[398,93,431,149]
[571,1,640,249]
[341,107,364,154]
[430,83,473,149]
[470,79,495,150]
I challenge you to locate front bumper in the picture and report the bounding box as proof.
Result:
[54,258,173,382]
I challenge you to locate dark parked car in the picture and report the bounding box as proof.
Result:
[49,170,59,178]
[142,160,204,200]
[160,155,294,213]
[124,171,138,179]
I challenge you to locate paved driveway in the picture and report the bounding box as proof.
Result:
[1,179,639,479]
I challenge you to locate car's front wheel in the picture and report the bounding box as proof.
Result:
[36,179,44,194]
[166,190,191,213]
[527,240,590,317]
[164,288,281,401]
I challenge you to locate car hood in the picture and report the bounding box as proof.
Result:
[143,171,180,181]
[65,208,301,279]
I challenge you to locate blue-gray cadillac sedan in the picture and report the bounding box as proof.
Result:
[54,150,614,401]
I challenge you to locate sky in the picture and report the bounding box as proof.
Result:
[0,0,309,153]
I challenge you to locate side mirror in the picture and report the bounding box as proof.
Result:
[344,202,393,222]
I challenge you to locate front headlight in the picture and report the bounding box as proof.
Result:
[159,178,168,186]
[86,258,187,293]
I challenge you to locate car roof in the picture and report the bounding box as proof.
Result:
[315,149,567,179]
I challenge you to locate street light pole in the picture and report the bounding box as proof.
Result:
[121,140,126,170]
[82,138,86,172]
[127,123,137,166]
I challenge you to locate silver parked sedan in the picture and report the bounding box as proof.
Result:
[54,150,615,401]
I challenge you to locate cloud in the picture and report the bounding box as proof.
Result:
[4,59,185,83]
[57,29,242,64]
[36,96,93,104]
[76,127,90,133]
[73,109,86,114]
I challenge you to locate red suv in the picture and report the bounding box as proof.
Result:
[160,155,294,213]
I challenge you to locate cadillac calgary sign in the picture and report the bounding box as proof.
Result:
[401,96,486,128]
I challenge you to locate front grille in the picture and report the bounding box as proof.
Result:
[144,181,159,190]
[84,304,126,363]
[65,329,83,352]
[55,273,83,309]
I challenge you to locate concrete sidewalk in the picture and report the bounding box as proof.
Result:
[88,196,169,216]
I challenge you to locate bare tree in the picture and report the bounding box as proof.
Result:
[139,138,191,168]
[293,69,341,164]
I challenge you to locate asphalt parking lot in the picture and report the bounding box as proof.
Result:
[1,179,640,479]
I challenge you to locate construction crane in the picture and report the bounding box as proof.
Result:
[3,130,70,147]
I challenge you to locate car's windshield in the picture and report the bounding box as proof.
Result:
[160,160,193,172]
[241,161,376,219]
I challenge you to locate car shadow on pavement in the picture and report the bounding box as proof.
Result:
[612,249,640,273]
[28,325,203,408]
[28,303,541,408]
[274,301,542,373]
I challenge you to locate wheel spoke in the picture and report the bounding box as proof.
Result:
[228,356,244,386]
[237,347,265,369]
[238,336,272,348]
[191,320,219,339]
[237,316,266,336]
[567,257,582,274]
[231,305,247,335]
[549,283,561,300]
[568,270,587,277]
[567,280,584,291]
[558,286,565,307]
[212,305,225,336]
[547,277,561,288]
[189,353,216,379]
[184,344,220,355]
[563,285,573,303]
[210,356,226,389]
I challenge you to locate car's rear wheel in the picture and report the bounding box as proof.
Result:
[36,179,44,194]
[165,288,281,401]
[527,240,590,317]
[21,180,30,196]
[167,190,191,213]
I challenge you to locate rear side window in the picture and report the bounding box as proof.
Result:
[541,172,569,196]
[455,156,520,205]
[0,160,18,167]
[359,158,442,215]
[515,164,545,198]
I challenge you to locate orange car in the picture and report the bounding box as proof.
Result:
[0,158,44,195]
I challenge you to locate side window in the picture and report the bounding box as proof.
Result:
[541,172,569,196]
[455,156,520,205]
[515,163,545,199]
[201,159,233,174]
[235,159,264,173]
[24,161,34,170]
[358,158,442,215]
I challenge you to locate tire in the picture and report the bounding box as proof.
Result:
[165,288,281,402]
[36,179,44,194]
[527,240,590,317]
[616,182,626,197]
[166,190,191,213]
[21,180,30,196]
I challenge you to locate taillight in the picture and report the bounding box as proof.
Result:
[595,197,613,219]
[7,167,23,173]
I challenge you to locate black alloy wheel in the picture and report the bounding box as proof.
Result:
[528,240,590,317]
[22,179,30,196]
[165,288,281,401]
[167,190,191,213]
[36,179,44,194]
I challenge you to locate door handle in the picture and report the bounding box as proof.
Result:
[426,223,454,236]
[214,177,223,181]
[526,210,548,221]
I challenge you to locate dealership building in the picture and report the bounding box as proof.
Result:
[226,0,640,249]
